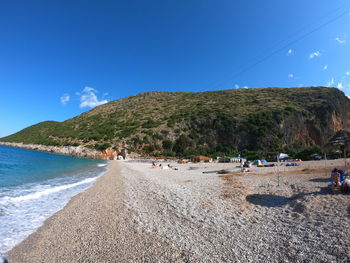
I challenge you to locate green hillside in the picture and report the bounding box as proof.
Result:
[2,87,350,157]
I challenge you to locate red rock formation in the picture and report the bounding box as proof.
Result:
[96,148,120,160]
[332,112,343,132]
[190,155,213,163]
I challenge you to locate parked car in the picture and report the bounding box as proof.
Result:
[313,154,322,160]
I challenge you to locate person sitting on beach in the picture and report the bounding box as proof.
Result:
[331,168,341,187]
[162,164,169,169]
[152,161,157,167]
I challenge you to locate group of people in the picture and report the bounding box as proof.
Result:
[152,162,177,170]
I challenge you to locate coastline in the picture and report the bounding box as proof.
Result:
[0,142,99,159]
[6,160,192,263]
[5,159,350,262]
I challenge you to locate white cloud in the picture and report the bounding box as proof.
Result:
[335,37,346,44]
[78,87,108,108]
[60,94,70,105]
[234,84,248,89]
[337,82,343,89]
[346,71,350,76]
[288,73,294,78]
[287,49,293,56]
[323,65,328,70]
[327,77,335,87]
[309,51,321,59]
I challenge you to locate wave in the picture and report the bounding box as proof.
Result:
[97,163,107,167]
[0,177,97,205]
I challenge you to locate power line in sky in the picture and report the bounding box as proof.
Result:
[207,3,350,91]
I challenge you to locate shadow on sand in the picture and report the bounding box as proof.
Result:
[309,178,330,183]
[245,194,290,207]
[246,187,333,208]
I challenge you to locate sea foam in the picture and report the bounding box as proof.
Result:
[0,169,106,253]
[0,177,97,204]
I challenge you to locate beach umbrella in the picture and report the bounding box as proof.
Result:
[326,130,350,147]
[326,130,350,171]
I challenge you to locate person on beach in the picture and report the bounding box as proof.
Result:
[331,168,341,187]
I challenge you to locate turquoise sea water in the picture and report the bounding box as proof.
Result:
[0,145,107,253]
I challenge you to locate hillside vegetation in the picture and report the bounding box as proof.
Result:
[2,87,350,157]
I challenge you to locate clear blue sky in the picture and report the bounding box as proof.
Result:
[1,0,350,137]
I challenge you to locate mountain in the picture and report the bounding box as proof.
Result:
[2,87,350,157]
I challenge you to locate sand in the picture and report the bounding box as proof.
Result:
[6,161,194,262]
[5,159,350,262]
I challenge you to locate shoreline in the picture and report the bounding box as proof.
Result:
[0,141,100,159]
[6,160,191,263]
[0,160,108,256]
[5,159,350,262]
[5,161,115,260]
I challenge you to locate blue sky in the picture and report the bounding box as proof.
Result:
[1,0,350,137]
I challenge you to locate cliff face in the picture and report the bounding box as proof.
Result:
[1,87,350,156]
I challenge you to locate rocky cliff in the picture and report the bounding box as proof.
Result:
[0,142,129,160]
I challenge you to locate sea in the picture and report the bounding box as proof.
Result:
[0,145,107,253]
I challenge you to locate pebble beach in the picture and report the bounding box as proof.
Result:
[6,159,350,262]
